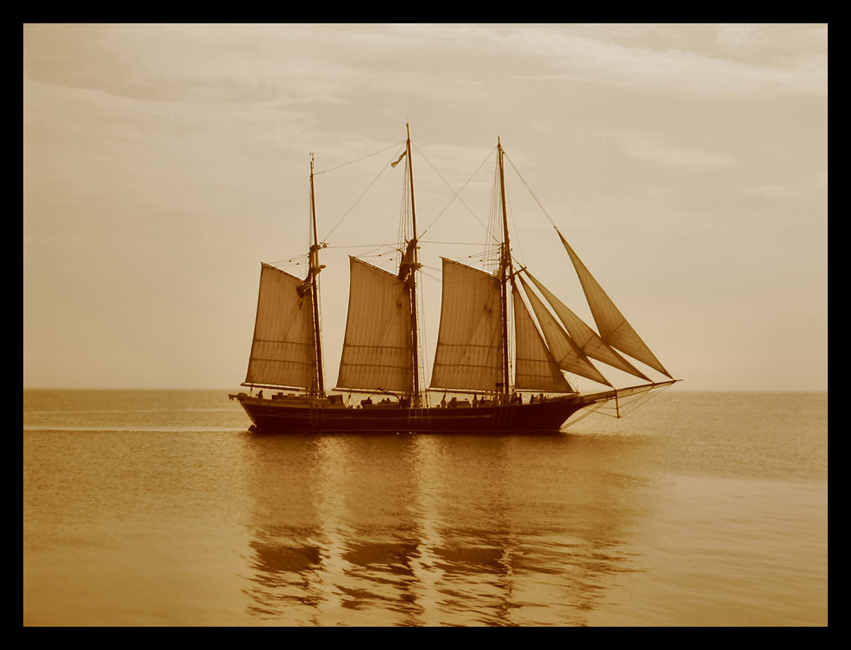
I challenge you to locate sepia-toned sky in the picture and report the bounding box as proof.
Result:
[23,24,827,392]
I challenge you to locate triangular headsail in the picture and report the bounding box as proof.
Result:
[556,230,673,379]
[512,283,574,393]
[518,275,612,387]
[245,263,317,390]
[524,270,651,382]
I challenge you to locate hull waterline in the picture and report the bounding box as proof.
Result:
[229,393,591,434]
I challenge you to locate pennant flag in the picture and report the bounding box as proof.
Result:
[391,150,407,167]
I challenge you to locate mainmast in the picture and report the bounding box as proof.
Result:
[400,123,423,407]
[497,137,513,401]
[308,153,326,396]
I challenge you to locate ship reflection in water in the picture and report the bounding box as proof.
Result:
[239,431,646,626]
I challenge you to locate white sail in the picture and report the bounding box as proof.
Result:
[518,276,611,387]
[512,284,573,393]
[430,258,504,392]
[524,270,651,382]
[557,231,672,378]
[245,263,316,389]
[336,257,413,393]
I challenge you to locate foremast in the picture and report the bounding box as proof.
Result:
[490,140,678,411]
[480,136,675,403]
[497,137,513,403]
[429,137,571,399]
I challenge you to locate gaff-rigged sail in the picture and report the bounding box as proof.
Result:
[512,283,574,393]
[245,263,317,390]
[556,230,672,379]
[518,275,611,387]
[336,256,413,394]
[430,258,504,392]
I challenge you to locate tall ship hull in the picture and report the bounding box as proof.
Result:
[231,393,589,434]
[231,126,678,434]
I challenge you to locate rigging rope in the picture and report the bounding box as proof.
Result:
[503,151,560,231]
[281,142,550,276]
[313,141,403,176]
[505,175,526,268]
[320,144,407,242]
[415,143,499,244]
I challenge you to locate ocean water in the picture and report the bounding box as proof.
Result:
[23,390,827,626]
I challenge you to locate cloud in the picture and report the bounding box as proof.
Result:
[592,131,736,170]
[390,24,827,97]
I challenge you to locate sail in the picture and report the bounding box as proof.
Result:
[518,276,611,387]
[245,263,316,389]
[336,257,413,393]
[524,270,651,382]
[430,258,504,392]
[557,231,671,378]
[513,284,574,393]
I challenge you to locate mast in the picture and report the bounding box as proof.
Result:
[242,156,326,394]
[337,126,422,399]
[402,123,422,407]
[497,137,512,400]
[308,153,325,396]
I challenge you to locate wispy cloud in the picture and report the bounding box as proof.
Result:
[591,131,736,170]
[389,24,827,97]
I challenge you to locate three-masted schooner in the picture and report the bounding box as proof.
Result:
[229,125,678,433]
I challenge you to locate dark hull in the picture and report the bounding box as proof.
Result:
[231,394,590,434]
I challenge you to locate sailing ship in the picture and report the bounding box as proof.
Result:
[229,125,678,433]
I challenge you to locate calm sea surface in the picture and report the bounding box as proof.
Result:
[23,390,827,626]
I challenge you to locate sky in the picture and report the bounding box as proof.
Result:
[23,23,828,392]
